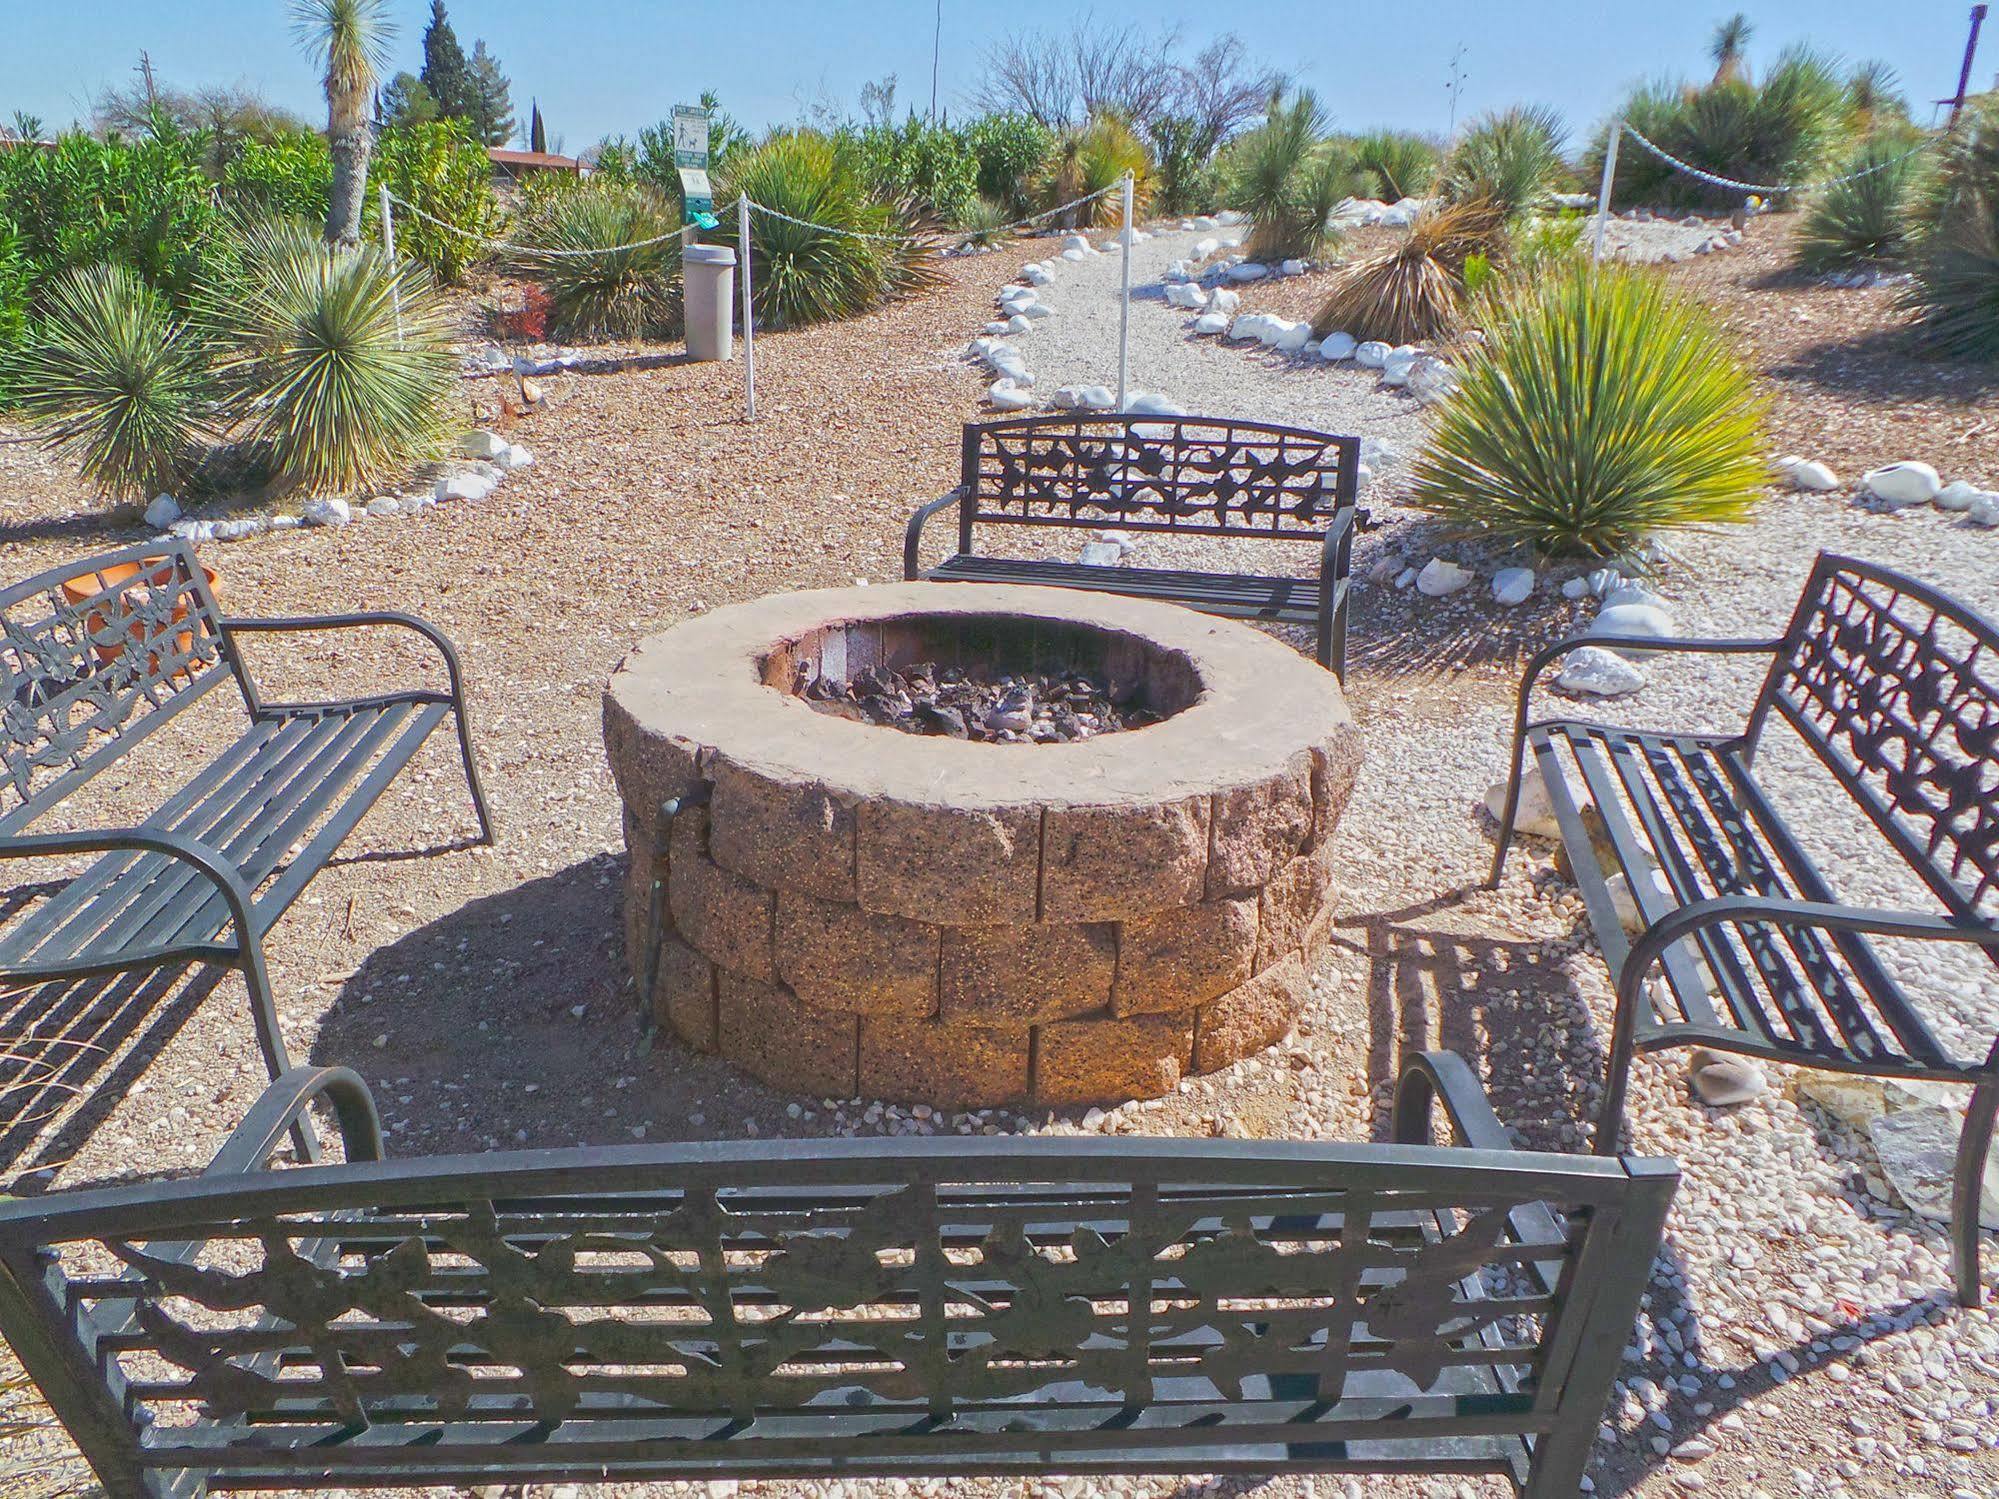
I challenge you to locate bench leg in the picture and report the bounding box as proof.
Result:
[241,941,321,1164]
[1594,985,1643,1157]
[451,703,497,847]
[1954,1082,1998,1307]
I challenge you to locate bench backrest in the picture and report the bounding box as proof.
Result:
[0,542,236,835]
[1757,553,1999,925]
[959,415,1359,545]
[0,1137,1674,1494]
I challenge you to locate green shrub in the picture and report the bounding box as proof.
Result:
[1594,46,1847,209]
[362,120,498,282]
[1312,199,1508,343]
[1442,106,1567,220]
[953,195,1014,248]
[512,181,682,340]
[0,216,29,358]
[0,129,218,305]
[1509,210,1589,280]
[5,263,211,501]
[1039,113,1153,228]
[1349,129,1440,200]
[718,129,914,326]
[1408,263,1766,557]
[1221,91,1359,261]
[1148,114,1223,216]
[1795,137,1926,271]
[203,218,455,494]
[1904,96,1999,358]
[223,130,333,220]
[966,113,1053,217]
[851,117,979,223]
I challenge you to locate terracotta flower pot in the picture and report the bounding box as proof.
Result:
[58,558,221,672]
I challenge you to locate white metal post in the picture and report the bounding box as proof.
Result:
[379,184,404,343]
[739,195,757,422]
[1116,172,1133,410]
[1593,120,1622,263]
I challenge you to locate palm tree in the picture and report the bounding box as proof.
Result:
[291,0,394,249]
[1709,13,1754,87]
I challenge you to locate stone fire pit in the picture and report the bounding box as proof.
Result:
[604,583,1360,1108]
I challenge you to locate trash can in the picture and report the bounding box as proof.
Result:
[682,244,736,362]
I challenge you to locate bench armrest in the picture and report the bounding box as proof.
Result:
[1392,1050,1514,1150]
[1317,505,1357,581]
[904,487,968,580]
[206,1066,385,1176]
[0,827,258,956]
[221,611,470,714]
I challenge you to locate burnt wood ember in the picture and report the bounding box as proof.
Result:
[796,660,1156,741]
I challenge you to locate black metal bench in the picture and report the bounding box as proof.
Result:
[1491,553,1999,1305]
[0,1053,1675,1497]
[0,543,492,1159]
[905,415,1362,678]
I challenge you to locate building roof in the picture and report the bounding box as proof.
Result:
[487,147,583,174]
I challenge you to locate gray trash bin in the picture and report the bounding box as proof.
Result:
[683,244,737,362]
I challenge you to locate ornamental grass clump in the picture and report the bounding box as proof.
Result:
[1039,113,1153,228]
[1408,263,1766,557]
[6,263,212,501]
[1349,129,1440,201]
[1903,97,1999,359]
[1222,90,1357,261]
[1311,198,1507,343]
[203,217,455,494]
[1441,105,1568,221]
[513,180,682,340]
[1795,136,1927,272]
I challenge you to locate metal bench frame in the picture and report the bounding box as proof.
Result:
[0,1054,1675,1497]
[1490,553,1999,1304]
[905,415,1361,679]
[0,542,492,1160]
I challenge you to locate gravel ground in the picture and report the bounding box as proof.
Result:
[1,220,1997,1498]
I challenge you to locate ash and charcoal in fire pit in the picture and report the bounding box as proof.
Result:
[797,661,1156,742]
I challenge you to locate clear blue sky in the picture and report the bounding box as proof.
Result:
[3,2,1988,150]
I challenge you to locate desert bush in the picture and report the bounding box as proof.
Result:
[1221,90,1359,260]
[1149,114,1224,215]
[0,128,218,304]
[1312,199,1507,342]
[1039,113,1153,228]
[1508,210,1589,280]
[1349,129,1439,201]
[1795,137,1926,271]
[5,263,211,501]
[203,218,455,493]
[512,181,682,340]
[224,129,333,220]
[0,217,28,356]
[361,119,498,282]
[1408,263,1766,556]
[966,112,1054,217]
[851,117,979,223]
[954,194,1015,247]
[1442,106,1567,220]
[1904,96,1999,358]
[719,129,915,326]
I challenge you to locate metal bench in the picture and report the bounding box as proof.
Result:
[0,542,492,1159]
[904,415,1362,679]
[1491,553,1999,1304]
[0,1053,1675,1497]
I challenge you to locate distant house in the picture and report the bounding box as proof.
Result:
[487,147,583,182]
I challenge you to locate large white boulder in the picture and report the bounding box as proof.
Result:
[1228,261,1271,283]
[1379,349,1421,386]
[1126,392,1187,416]
[459,429,510,461]
[1405,355,1459,405]
[1587,602,1677,656]
[1229,313,1272,342]
[1415,558,1473,597]
[1788,459,1840,492]
[1060,247,1089,262]
[1970,495,1999,527]
[1273,321,1314,353]
[1164,283,1209,309]
[1021,264,1054,286]
[1936,479,1990,511]
[302,497,351,528]
[1060,233,1094,254]
[1015,300,1053,320]
[1557,645,1645,697]
[1279,258,1308,277]
[1192,216,1219,231]
[1870,1107,1999,1231]
[988,380,1035,411]
[1191,236,1220,259]
[1319,331,1357,361]
[1075,385,1116,410]
[436,471,499,504]
[144,494,182,529]
[1862,461,1941,507]
[1191,311,1229,335]
[497,443,534,471]
[1353,340,1392,369]
[1483,765,1563,839]
[1207,288,1241,316]
[1492,567,1535,606]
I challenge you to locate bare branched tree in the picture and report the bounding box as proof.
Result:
[976,19,1183,127]
[1173,35,1283,147]
[859,75,899,129]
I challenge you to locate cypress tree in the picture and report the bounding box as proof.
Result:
[468,41,514,147]
[419,1,474,121]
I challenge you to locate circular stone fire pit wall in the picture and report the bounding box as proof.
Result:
[604,583,1362,1109]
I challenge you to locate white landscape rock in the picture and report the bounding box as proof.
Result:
[1279,258,1307,277]
[436,471,500,504]
[1601,582,1668,611]
[459,429,510,461]
[987,380,1035,411]
[1191,311,1229,335]
[1869,1107,1999,1231]
[1606,866,1674,935]
[1319,331,1357,360]
[1060,234,1094,255]
[1415,558,1473,597]
[1015,300,1053,320]
[1229,313,1272,342]
[1076,385,1116,410]
[365,496,402,519]
[1353,340,1392,369]
[1061,247,1089,262]
[1787,459,1840,492]
[1689,1048,1769,1107]
[144,494,182,529]
[1588,602,1677,656]
[1208,288,1241,316]
[1557,645,1645,697]
[1126,392,1187,417]
[497,444,534,471]
[1404,355,1459,405]
[1021,264,1054,286]
[983,321,1011,335]
[1970,494,1999,527]
[1191,236,1220,259]
[1272,321,1315,353]
[1164,283,1209,309]
[1492,567,1536,606]
[302,497,351,528]
[1482,765,1563,839]
[1861,460,1941,507]
[1228,262,1271,283]
[1936,479,1990,511]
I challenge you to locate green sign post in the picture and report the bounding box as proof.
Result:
[673,104,717,230]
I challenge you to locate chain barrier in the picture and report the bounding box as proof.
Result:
[1616,123,1933,197]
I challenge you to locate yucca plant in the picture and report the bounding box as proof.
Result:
[1349,129,1440,201]
[1904,96,1999,358]
[953,194,1014,249]
[1039,113,1153,229]
[1222,90,1357,261]
[6,264,210,501]
[512,181,682,340]
[1441,106,1567,221]
[717,130,910,327]
[1312,198,1507,343]
[203,217,454,494]
[1408,263,1766,557]
[1795,137,1926,271]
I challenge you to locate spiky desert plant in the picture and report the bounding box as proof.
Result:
[1349,129,1440,201]
[953,194,1015,249]
[1408,263,1766,557]
[204,217,453,493]
[1904,97,1999,358]
[1222,90,1358,261]
[1845,60,1910,133]
[718,130,907,327]
[1039,113,1153,229]
[6,264,210,501]
[1442,105,1568,221]
[1795,137,1926,271]
[512,181,681,340]
[1710,13,1755,86]
[1311,198,1507,343]
[290,0,394,248]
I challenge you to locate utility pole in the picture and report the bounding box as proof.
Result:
[1948,5,1988,130]
[930,0,942,121]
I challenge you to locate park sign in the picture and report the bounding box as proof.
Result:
[673,104,717,229]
